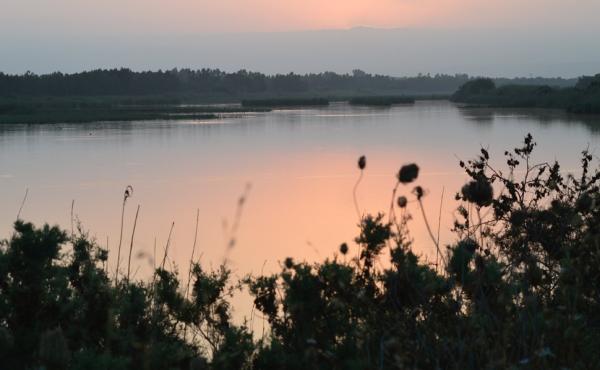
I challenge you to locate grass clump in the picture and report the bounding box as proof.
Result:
[241,98,329,108]
[348,95,415,106]
[2,135,600,369]
[0,98,275,124]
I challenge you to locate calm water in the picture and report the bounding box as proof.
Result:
[1,100,600,288]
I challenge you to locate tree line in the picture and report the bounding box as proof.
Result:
[452,74,600,114]
[0,69,576,97]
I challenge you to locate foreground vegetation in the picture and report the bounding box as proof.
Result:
[452,74,600,114]
[2,135,600,369]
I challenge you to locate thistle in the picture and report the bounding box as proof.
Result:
[398,163,419,184]
[461,179,493,207]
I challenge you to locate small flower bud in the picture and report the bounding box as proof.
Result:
[358,156,366,170]
[413,186,424,200]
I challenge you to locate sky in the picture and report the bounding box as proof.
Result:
[1,0,599,76]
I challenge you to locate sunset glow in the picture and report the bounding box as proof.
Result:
[2,0,600,365]
[3,0,599,35]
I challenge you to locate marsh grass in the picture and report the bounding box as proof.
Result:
[15,188,28,220]
[0,97,272,124]
[114,185,133,285]
[126,205,141,284]
[241,98,329,108]
[0,108,219,124]
[348,96,416,106]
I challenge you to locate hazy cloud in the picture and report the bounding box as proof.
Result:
[1,1,599,76]
[2,0,599,35]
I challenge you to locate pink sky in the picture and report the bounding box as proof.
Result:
[3,0,598,35]
[2,0,599,75]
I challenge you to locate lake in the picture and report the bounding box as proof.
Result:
[1,100,599,311]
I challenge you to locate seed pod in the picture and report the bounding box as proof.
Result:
[461,179,493,207]
[124,185,133,202]
[413,186,424,200]
[398,164,419,184]
[397,196,408,208]
[339,243,349,255]
[358,156,366,170]
[481,148,489,160]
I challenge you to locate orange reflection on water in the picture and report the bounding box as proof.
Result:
[136,148,467,284]
[5,102,595,320]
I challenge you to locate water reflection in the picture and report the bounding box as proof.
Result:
[458,106,600,134]
[1,101,599,299]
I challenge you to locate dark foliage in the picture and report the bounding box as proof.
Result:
[0,69,581,123]
[452,74,600,114]
[2,135,600,369]
[0,69,576,98]
[0,222,243,370]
